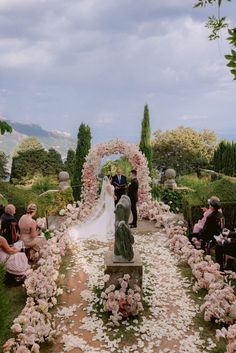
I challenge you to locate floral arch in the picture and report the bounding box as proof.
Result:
[79,139,152,217]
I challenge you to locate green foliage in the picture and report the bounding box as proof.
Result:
[43,148,63,176]
[0,264,26,347]
[0,181,38,218]
[13,137,44,157]
[180,174,236,230]
[153,127,217,175]
[31,176,58,195]
[64,149,75,179]
[213,140,236,176]
[11,138,64,184]
[194,0,236,79]
[139,104,152,173]
[72,123,91,201]
[151,183,191,213]
[37,187,74,217]
[0,264,9,346]
[0,151,9,179]
[0,120,12,135]
[101,157,132,178]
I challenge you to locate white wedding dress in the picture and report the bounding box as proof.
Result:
[69,176,115,242]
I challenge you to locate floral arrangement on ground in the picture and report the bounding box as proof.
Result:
[3,218,73,353]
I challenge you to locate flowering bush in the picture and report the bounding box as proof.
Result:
[101,274,143,326]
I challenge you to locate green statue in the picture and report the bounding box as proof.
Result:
[114,195,134,262]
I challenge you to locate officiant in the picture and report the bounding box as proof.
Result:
[112,168,127,205]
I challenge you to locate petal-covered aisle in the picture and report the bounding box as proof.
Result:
[50,221,216,353]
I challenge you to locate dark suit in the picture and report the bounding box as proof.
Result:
[112,175,127,204]
[215,231,236,270]
[127,178,139,227]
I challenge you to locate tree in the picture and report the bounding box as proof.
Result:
[152,126,217,175]
[10,137,47,183]
[194,0,236,79]
[43,148,63,176]
[0,152,9,180]
[139,104,153,174]
[213,140,228,172]
[0,120,12,135]
[72,123,91,200]
[64,149,75,179]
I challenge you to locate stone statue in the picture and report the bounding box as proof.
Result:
[114,195,134,262]
[164,168,177,190]
[58,171,70,191]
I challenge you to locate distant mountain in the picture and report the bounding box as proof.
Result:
[0,121,76,162]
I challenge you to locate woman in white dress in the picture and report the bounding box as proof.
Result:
[70,176,116,241]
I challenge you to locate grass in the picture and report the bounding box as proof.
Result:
[178,262,227,353]
[0,284,26,350]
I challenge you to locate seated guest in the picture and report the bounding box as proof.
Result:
[19,204,46,261]
[215,230,236,271]
[0,236,29,282]
[189,199,223,249]
[193,196,221,233]
[0,204,20,245]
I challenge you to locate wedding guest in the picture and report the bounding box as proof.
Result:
[112,168,127,205]
[128,170,139,228]
[19,203,46,261]
[193,196,221,233]
[0,204,20,245]
[189,198,223,249]
[215,230,236,271]
[0,236,29,283]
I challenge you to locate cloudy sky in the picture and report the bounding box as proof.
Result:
[0,0,236,143]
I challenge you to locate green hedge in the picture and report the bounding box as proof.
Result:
[151,184,192,213]
[0,181,38,219]
[0,182,74,219]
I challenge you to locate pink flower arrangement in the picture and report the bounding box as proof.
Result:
[216,324,236,352]
[102,274,143,326]
[3,223,72,352]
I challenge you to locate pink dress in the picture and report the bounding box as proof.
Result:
[0,249,29,275]
[193,209,212,233]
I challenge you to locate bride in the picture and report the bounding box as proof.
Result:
[70,176,116,241]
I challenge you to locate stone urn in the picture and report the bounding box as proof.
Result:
[58,171,70,191]
[164,169,177,190]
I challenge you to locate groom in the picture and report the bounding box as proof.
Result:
[112,168,127,205]
[127,169,139,228]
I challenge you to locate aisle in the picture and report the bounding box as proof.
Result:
[50,221,216,353]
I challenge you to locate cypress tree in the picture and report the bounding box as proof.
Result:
[65,149,76,179]
[72,123,91,200]
[139,104,153,174]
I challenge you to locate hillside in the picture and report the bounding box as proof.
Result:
[0,121,76,160]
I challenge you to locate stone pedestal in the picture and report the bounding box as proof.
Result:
[104,250,143,289]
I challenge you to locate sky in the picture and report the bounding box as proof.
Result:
[0,0,236,144]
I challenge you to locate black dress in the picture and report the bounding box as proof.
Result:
[0,213,19,245]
